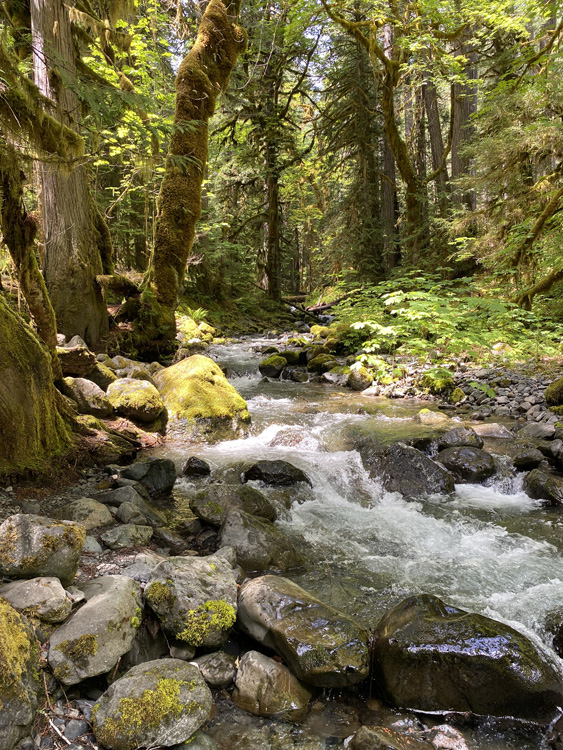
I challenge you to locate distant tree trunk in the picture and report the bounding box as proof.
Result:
[141,0,246,344]
[265,146,281,300]
[30,0,109,348]
[424,76,450,217]
[381,24,399,272]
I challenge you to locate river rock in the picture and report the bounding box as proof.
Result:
[60,497,114,530]
[237,575,369,687]
[152,526,189,554]
[0,515,85,587]
[182,456,211,477]
[232,650,312,720]
[95,485,166,525]
[349,726,433,750]
[371,594,563,723]
[379,444,455,497]
[523,469,563,506]
[243,459,312,486]
[436,446,496,483]
[88,362,118,391]
[120,621,170,671]
[48,575,142,685]
[101,524,153,549]
[60,377,113,418]
[92,659,212,750]
[154,354,251,441]
[436,427,483,450]
[347,366,373,391]
[193,651,237,687]
[145,553,237,647]
[57,345,96,377]
[0,599,42,750]
[518,422,556,440]
[218,511,303,572]
[415,409,451,425]
[190,484,277,526]
[115,502,147,525]
[259,355,288,378]
[106,378,166,423]
[0,577,72,623]
[472,423,514,439]
[119,458,177,496]
[513,447,545,470]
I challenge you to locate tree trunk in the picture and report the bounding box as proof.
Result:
[424,76,450,217]
[381,132,399,272]
[142,0,246,344]
[30,0,109,348]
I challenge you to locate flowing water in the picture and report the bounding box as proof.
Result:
[166,336,563,749]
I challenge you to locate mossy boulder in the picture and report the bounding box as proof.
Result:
[258,354,287,378]
[153,355,250,442]
[237,576,369,688]
[92,659,212,750]
[0,514,85,587]
[450,387,466,404]
[307,354,338,373]
[0,295,71,476]
[0,577,72,624]
[145,553,237,647]
[310,325,331,339]
[419,370,454,394]
[371,594,563,723]
[48,575,142,685]
[347,366,373,392]
[106,378,166,424]
[279,348,305,365]
[0,598,42,750]
[189,484,277,526]
[546,376,563,406]
[60,377,114,418]
[88,362,118,391]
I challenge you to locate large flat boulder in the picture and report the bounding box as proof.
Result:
[154,355,250,442]
[379,444,455,497]
[190,484,277,526]
[237,575,369,687]
[0,577,72,623]
[371,594,563,723]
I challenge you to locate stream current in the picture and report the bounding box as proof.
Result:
[167,335,563,749]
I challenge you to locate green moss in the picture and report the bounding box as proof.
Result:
[310,325,331,338]
[94,678,196,750]
[57,633,98,661]
[0,598,36,700]
[546,377,563,406]
[300,644,332,671]
[146,581,177,610]
[419,369,455,394]
[260,354,287,369]
[177,599,236,647]
[450,387,465,403]
[307,354,337,373]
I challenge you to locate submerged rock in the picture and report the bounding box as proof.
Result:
[371,594,563,723]
[237,575,369,687]
[436,446,496,483]
[48,575,142,685]
[243,459,311,486]
[92,659,212,750]
[232,650,312,720]
[0,599,42,750]
[378,444,455,497]
[154,355,250,442]
[0,514,85,587]
[190,484,277,526]
[349,726,433,750]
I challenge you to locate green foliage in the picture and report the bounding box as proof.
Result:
[184,306,208,323]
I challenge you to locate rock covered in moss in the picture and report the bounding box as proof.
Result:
[60,497,114,531]
[92,659,212,750]
[88,361,118,391]
[373,594,563,723]
[190,484,277,526]
[60,377,114,418]
[347,366,373,391]
[307,354,338,374]
[154,355,250,442]
[106,378,166,424]
[237,576,369,687]
[218,510,303,572]
[546,376,563,406]
[258,354,287,378]
[0,514,85,587]
[232,650,312,720]
[0,599,42,750]
[48,575,142,685]
[56,344,96,377]
[0,577,72,623]
[145,553,237,647]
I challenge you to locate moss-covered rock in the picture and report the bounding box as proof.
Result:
[546,376,563,406]
[153,355,250,442]
[307,354,338,373]
[60,377,114,418]
[92,659,212,750]
[310,325,331,339]
[347,366,373,391]
[419,369,455,394]
[106,378,166,424]
[258,354,287,378]
[450,387,466,404]
[0,295,71,477]
[279,349,305,365]
[88,362,118,391]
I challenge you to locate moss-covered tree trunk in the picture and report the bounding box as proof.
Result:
[0,294,71,476]
[140,0,246,345]
[30,0,109,348]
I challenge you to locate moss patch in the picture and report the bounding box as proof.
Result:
[0,598,37,700]
[146,581,177,610]
[57,633,98,661]
[546,377,563,406]
[177,600,236,647]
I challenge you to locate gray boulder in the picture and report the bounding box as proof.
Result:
[0,577,72,623]
[115,501,147,525]
[0,515,85,587]
[119,458,177,495]
[523,469,563,506]
[194,651,237,688]
[518,422,556,440]
[60,377,113,418]
[145,553,237,647]
[371,594,563,723]
[95,485,166,525]
[232,650,312,719]
[243,459,311,487]
[92,659,212,750]
[513,447,545,470]
[436,446,496,483]
[60,497,114,531]
[190,484,277,526]
[436,426,484,450]
[472,423,514,439]
[379,444,455,497]
[101,524,153,549]
[0,600,42,750]
[237,575,369,687]
[218,511,303,572]
[48,575,142,685]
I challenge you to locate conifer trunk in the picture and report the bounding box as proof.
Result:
[141,0,246,344]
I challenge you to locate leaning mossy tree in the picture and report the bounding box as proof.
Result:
[138,0,246,349]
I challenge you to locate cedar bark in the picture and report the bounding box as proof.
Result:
[30,0,109,348]
[142,0,246,341]
[424,77,450,216]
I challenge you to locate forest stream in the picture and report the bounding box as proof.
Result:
[146,334,563,750]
